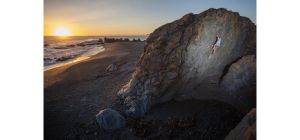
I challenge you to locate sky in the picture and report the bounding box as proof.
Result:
[44,0,256,36]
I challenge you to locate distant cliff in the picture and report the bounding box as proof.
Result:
[118,8,256,117]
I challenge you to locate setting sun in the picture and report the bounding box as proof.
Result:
[54,27,72,37]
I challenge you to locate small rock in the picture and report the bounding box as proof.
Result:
[106,64,117,72]
[95,108,125,130]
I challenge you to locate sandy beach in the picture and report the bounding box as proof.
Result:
[44,42,244,140]
[44,42,145,139]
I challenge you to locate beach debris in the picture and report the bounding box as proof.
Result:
[106,64,117,72]
[95,108,125,130]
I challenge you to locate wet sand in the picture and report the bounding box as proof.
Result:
[44,42,145,140]
[44,46,105,71]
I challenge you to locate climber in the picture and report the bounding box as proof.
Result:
[211,36,221,54]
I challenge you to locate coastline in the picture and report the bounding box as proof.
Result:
[44,42,145,139]
[44,42,243,140]
[44,46,105,71]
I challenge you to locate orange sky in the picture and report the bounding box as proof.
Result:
[44,0,256,36]
[44,19,154,36]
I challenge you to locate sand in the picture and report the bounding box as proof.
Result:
[44,42,145,139]
[44,42,243,140]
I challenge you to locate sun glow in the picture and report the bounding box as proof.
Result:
[54,27,72,37]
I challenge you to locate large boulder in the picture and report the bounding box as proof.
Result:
[225,108,256,140]
[95,108,125,130]
[118,8,256,117]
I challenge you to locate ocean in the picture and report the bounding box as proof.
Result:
[44,36,148,47]
[44,35,147,71]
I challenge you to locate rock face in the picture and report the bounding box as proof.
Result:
[118,8,256,117]
[220,55,256,110]
[95,108,125,130]
[106,64,117,72]
[225,108,256,140]
[221,55,256,94]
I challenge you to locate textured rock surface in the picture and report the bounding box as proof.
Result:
[220,55,256,110]
[221,55,256,94]
[106,64,117,72]
[225,108,256,140]
[95,108,125,130]
[118,8,256,117]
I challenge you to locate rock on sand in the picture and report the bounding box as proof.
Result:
[95,108,125,130]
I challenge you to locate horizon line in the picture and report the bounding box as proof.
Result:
[44,35,149,37]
